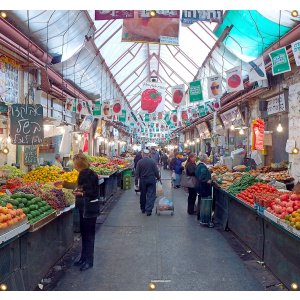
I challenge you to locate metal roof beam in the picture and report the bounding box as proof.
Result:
[187,26,212,51]
[109,43,138,69]
[124,74,149,97]
[97,25,122,50]
[173,46,200,69]
[198,21,217,41]
[94,20,116,40]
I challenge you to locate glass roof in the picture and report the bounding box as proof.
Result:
[5,10,300,116]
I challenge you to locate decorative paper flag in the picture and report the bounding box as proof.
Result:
[164,112,171,125]
[212,99,221,111]
[111,99,122,115]
[144,114,150,122]
[157,111,163,120]
[140,81,166,113]
[189,80,203,103]
[247,56,267,83]
[226,66,244,92]
[269,47,291,75]
[76,99,84,114]
[80,115,94,132]
[207,75,222,99]
[65,97,75,112]
[101,101,111,117]
[150,113,157,121]
[171,84,185,106]
[92,100,101,116]
[170,110,178,124]
[198,104,208,117]
[118,110,127,122]
[291,40,300,67]
[181,109,189,121]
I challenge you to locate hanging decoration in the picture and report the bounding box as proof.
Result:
[171,84,185,106]
[189,80,203,103]
[82,132,89,153]
[101,101,111,117]
[140,81,166,113]
[95,10,134,20]
[226,66,244,92]
[251,119,265,151]
[291,40,300,67]
[65,97,75,112]
[118,110,127,122]
[111,99,122,115]
[269,47,291,75]
[181,109,189,121]
[207,75,222,99]
[247,56,267,83]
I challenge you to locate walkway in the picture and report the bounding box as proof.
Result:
[55,170,263,291]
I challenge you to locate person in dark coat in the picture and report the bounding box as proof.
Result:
[134,151,143,186]
[73,154,100,271]
[195,153,212,220]
[185,153,197,215]
[161,151,169,169]
[173,153,186,188]
[135,149,161,216]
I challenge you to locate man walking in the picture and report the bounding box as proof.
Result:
[135,149,161,216]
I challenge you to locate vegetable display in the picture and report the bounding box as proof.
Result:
[227,174,258,195]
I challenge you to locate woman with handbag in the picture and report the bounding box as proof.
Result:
[185,153,198,215]
[73,154,99,271]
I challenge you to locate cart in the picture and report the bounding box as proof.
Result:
[155,179,174,216]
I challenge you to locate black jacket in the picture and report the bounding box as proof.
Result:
[186,162,196,176]
[135,157,160,181]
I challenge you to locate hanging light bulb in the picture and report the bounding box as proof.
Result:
[0,11,7,18]
[196,138,200,143]
[277,123,283,132]
[230,124,235,131]
[149,10,157,17]
[184,143,188,147]
[291,10,298,17]
[239,128,245,135]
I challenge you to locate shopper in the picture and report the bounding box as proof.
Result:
[150,147,160,166]
[185,153,197,215]
[135,149,161,216]
[173,153,186,189]
[195,153,212,219]
[134,151,143,187]
[161,151,169,170]
[73,154,99,271]
[53,154,63,169]
[205,142,212,157]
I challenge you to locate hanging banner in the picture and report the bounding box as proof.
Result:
[140,81,166,113]
[251,119,265,151]
[198,103,208,117]
[226,66,244,93]
[122,13,180,45]
[247,56,267,83]
[111,99,122,115]
[181,10,223,25]
[266,93,286,116]
[164,112,171,125]
[101,101,112,117]
[171,84,185,106]
[118,110,127,122]
[138,10,180,18]
[150,113,157,122]
[93,100,101,116]
[80,115,94,132]
[181,109,189,121]
[207,74,222,99]
[291,40,300,67]
[220,106,242,129]
[157,111,163,120]
[76,99,84,114]
[95,10,134,20]
[269,47,291,76]
[144,114,150,122]
[65,97,75,112]
[189,80,203,103]
[170,110,178,125]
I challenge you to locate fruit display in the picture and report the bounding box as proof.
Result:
[258,171,294,183]
[236,183,278,207]
[61,170,79,184]
[1,192,54,225]
[283,210,300,231]
[0,203,27,230]
[233,165,247,172]
[0,177,25,193]
[23,166,63,184]
[227,174,258,195]
[90,166,114,175]
[86,155,109,164]
[209,165,229,175]
[0,165,25,179]
[62,188,75,206]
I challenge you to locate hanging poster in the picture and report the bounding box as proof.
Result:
[181,109,189,121]
[171,84,186,106]
[144,114,150,122]
[111,99,122,115]
[118,110,127,122]
[181,10,223,25]
[138,10,180,18]
[291,40,300,67]
[220,106,242,129]
[157,111,163,120]
[80,115,94,132]
[122,12,180,45]
[65,97,75,112]
[269,47,291,75]
[95,10,134,20]
[226,66,244,92]
[196,122,211,139]
[140,81,166,113]
[93,100,101,116]
[198,103,208,117]
[101,101,111,117]
[170,110,178,125]
[266,93,286,116]
[207,75,222,99]
[76,99,84,114]
[164,112,171,125]
[251,119,265,151]
[247,56,267,83]
[189,80,203,103]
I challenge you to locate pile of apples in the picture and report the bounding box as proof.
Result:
[265,193,300,219]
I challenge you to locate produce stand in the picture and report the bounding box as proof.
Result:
[99,171,117,202]
[213,185,300,289]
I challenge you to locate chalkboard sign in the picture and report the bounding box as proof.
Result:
[10,104,44,145]
[24,145,38,165]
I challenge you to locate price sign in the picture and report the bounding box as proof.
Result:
[24,145,38,165]
[267,93,286,116]
[10,104,44,145]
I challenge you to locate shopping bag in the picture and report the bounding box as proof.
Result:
[180,172,197,188]
[171,171,176,180]
[156,182,164,197]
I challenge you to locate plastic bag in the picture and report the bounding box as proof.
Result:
[156,182,164,197]
[171,171,176,180]
[158,196,174,210]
